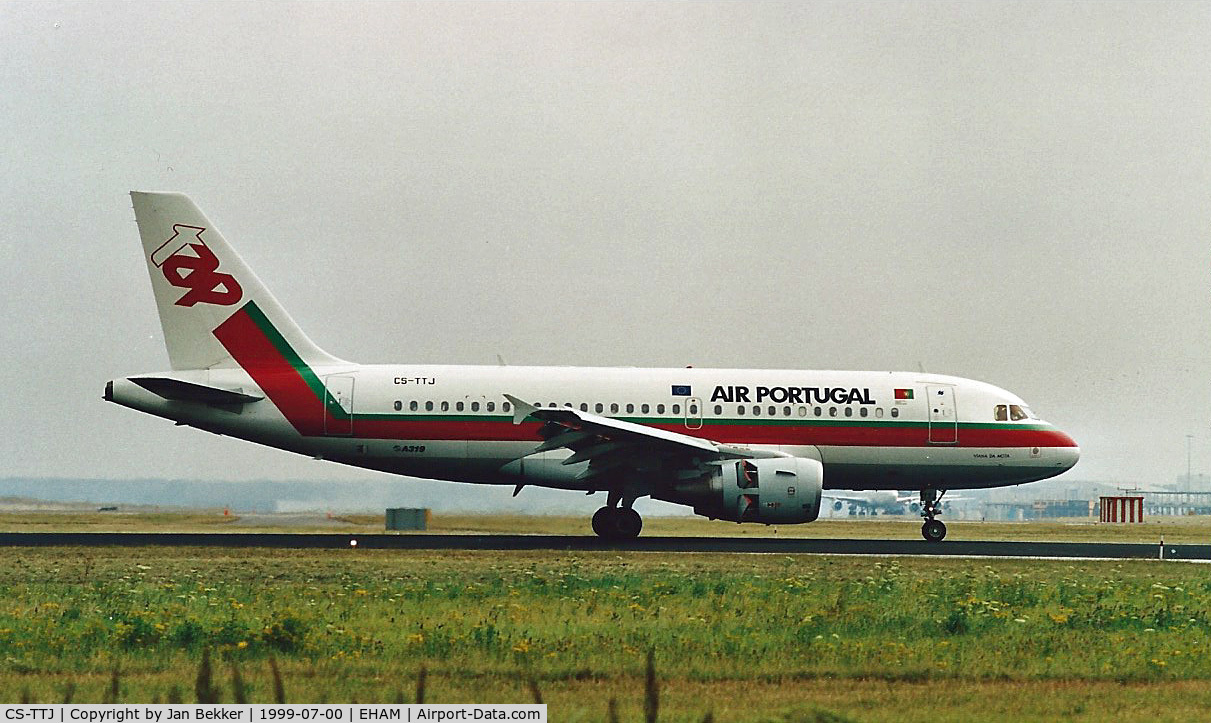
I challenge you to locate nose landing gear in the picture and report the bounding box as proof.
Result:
[919,488,948,542]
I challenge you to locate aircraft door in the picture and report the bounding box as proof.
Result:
[323,375,355,436]
[926,385,957,444]
[685,397,703,430]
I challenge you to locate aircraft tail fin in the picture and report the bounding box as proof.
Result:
[130,192,343,371]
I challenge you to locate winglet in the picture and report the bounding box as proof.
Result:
[504,394,537,424]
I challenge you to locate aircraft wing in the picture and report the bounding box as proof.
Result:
[504,394,783,484]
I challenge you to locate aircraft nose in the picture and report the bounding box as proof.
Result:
[1054,431,1080,470]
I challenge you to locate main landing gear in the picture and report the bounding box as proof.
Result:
[591,491,643,540]
[919,488,947,542]
[592,506,643,540]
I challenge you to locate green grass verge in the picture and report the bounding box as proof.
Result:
[0,547,1207,721]
[2,510,1209,543]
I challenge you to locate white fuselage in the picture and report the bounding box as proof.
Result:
[109,362,1080,493]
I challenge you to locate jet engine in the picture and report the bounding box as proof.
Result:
[660,457,823,524]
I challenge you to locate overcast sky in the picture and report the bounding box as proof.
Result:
[2,1,1209,500]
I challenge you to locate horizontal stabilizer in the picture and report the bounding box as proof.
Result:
[130,377,264,405]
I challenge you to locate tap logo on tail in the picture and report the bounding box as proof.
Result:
[150,225,243,307]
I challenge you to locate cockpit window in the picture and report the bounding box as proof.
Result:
[995,404,1036,421]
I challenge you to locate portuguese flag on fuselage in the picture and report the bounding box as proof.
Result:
[894,389,914,400]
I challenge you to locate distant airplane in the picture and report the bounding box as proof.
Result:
[105,193,1080,542]
[823,490,965,516]
[824,491,914,516]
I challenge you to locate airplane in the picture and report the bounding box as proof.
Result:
[104,192,1081,543]
[823,491,914,516]
[823,490,967,516]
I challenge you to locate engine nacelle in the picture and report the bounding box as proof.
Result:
[690,457,823,524]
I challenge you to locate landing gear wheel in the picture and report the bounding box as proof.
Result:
[590,506,644,540]
[921,519,947,542]
[613,508,643,539]
[591,506,613,537]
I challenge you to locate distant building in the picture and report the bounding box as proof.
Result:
[1034,499,1094,518]
[983,499,1093,521]
[1142,491,1211,516]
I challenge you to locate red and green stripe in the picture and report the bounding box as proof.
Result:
[213,301,337,436]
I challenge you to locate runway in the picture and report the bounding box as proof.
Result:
[0,532,1206,559]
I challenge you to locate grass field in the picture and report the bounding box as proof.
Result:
[2,508,1210,543]
[0,515,1209,720]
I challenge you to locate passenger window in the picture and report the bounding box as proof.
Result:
[783,406,791,416]
[767,406,775,416]
[486,402,496,412]
[690,404,698,415]
[502,402,510,413]
[844,407,853,417]
[814,406,822,417]
[626,403,635,414]
[1010,405,1029,421]
[425,401,434,412]
[440,401,449,412]
[580,403,588,412]
[595,403,604,413]
[737,405,745,416]
[860,407,868,418]
[798,406,807,417]
[471,401,480,412]
[610,403,619,414]
[752,405,761,416]
[394,401,402,411]
[641,404,650,414]
[673,404,681,414]
[456,401,464,412]
[875,408,883,418]
[657,404,665,414]
[410,401,418,412]
[891,408,899,418]
[995,405,1008,421]
[714,404,722,415]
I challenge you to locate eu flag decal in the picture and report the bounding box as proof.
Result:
[671,385,692,396]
